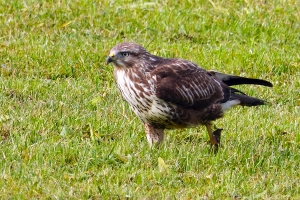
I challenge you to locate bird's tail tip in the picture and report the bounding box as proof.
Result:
[231,93,270,107]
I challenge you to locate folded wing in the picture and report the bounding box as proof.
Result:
[150,59,227,109]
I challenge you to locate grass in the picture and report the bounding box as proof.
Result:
[0,0,299,199]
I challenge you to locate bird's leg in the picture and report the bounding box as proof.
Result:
[144,123,165,147]
[205,124,222,149]
[205,124,218,145]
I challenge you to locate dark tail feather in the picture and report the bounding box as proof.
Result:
[208,71,273,87]
[222,77,273,87]
[232,93,266,106]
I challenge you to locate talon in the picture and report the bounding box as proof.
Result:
[213,128,223,145]
[211,128,223,152]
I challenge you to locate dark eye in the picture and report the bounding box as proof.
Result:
[121,52,130,57]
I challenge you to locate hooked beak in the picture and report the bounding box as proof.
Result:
[106,56,113,64]
[106,52,115,64]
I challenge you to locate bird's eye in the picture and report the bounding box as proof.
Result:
[121,52,130,57]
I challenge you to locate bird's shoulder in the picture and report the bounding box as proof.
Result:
[149,58,206,77]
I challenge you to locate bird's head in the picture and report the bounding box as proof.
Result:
[106,42,148,69]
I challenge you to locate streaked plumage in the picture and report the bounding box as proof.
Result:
[106,42,272,148]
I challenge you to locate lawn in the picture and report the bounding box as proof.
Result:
[0,0,299,199]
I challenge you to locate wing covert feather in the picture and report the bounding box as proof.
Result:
[150,59,224,108]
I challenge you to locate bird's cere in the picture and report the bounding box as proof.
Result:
[109,52,115,58]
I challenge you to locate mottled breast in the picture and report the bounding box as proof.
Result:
[114,68,177,127]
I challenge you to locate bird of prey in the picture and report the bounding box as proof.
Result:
[106,42,272,148]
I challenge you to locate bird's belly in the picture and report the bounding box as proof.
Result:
[144,98,176,124]
[126,94,175,126]
[117,80,177,127]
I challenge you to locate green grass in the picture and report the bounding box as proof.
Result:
[1,0,299,199]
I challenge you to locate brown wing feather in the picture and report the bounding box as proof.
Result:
[150,59,225,109]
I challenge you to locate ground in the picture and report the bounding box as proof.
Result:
[0,0,299,199]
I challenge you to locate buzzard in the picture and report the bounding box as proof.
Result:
[106,42,272,148]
